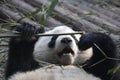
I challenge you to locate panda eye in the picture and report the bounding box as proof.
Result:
[48,35,58,48]
[71,35,78,43]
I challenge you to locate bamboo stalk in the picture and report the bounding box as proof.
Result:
[0,31,85,38]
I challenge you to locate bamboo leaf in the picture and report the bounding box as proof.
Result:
[108,65,120,75]
[18,8,42,22]
[2,23,17,29]
[46,0,58,18]
[39,0,58,27]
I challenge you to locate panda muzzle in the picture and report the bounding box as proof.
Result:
[57,46,74,57]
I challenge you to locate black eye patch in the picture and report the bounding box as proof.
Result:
[48,35,79,48]
[48,35,58,48]
[71,35,79,43]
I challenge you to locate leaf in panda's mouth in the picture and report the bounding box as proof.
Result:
[57,47,74,57]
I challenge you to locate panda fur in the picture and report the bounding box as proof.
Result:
[8,66,101,80]
[33,26,93,65]
[5,23,100,80]
[34,26,119,80]
[33,26,81,65]
[5,23,119,80]
[78,33,119,80]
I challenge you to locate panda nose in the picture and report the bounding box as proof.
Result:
[61,37,72,44]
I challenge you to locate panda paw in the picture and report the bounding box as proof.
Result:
[16,23,45,41]
[78,34,94,50]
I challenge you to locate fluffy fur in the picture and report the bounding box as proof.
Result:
[6,24,100,80]
[33,26,94,65]
[8,66,101,80]
[34,26,82,65]
[5,23,119,80]
[78,33,119,80]
[5,23,44,80]
[33,27,119,80]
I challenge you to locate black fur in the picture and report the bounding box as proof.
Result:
[5,23,44,80]
[6,24,119,80]
[71,35,79,43]
[78,32,119,80]
[48,35,58,48]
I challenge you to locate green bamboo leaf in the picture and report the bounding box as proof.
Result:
[30,8,42,16]
[39,14,46,26]
[108,65,120,75]
[18,8,42,22]
[46,0,58,18]
[39,0,58,27]
[2,23,17,29]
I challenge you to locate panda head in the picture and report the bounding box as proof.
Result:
[33,26,82,65]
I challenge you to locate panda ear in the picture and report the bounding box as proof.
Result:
[71,26,82,31]
[48,35,58,48]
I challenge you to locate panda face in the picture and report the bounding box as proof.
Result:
[49,35,79,65]
[33,26,81,65]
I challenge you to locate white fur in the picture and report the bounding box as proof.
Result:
[9,66,101,80]
[33,26,81,64]
[33,26,93,65]
[74,47,93,64]
[8,26,99,80]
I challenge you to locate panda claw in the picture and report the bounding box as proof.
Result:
[15,23,44,41]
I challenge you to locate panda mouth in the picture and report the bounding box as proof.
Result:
[57,47,74,57]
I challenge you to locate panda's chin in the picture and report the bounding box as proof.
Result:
[59,53,74,65]
[57,47,75,65]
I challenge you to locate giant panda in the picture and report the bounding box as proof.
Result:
[5,23,119,80]
[33,25,119,80]
[33,26,120,80]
